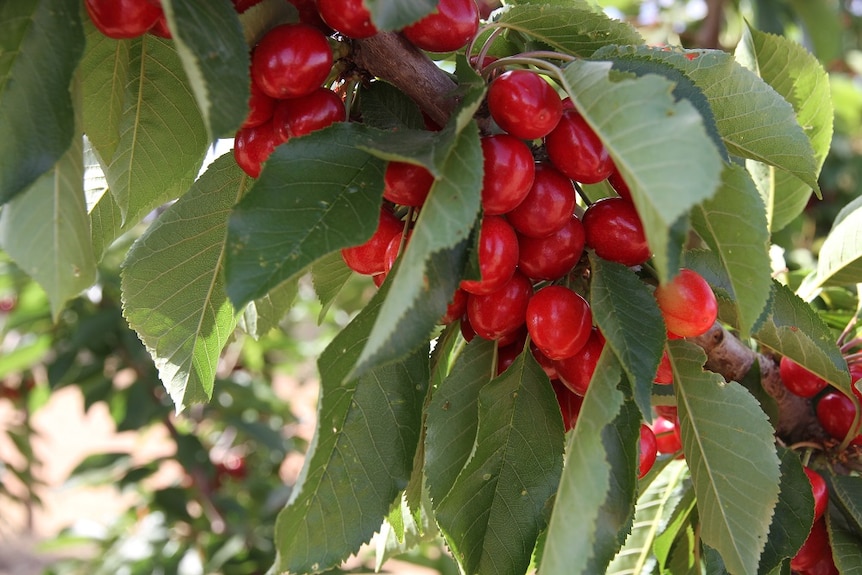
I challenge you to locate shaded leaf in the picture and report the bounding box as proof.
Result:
[831,474,862,535]
[828,507,862,574]
[358,80,426,131]
[311,251,353,324]
[240,277,298,338]
[365,0,437,31]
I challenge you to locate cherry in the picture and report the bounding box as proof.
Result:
[815,391,862,445]
[582,197,650,266]
[506,163,575,239]
[497,332,528,375]
[654,404,678,421]
[460,216,519,295]
[552,379,583,432]
[340,206,404,275]
[232,0,265,13]
[554,327,605,395]
[526,286,592,360]
[440,288,469,325]
[487,70,563,140]
[638,424,658,479]
[517,215,585,281]
[466,271,533,342]
[234,121,284,178]
[651,415,682,455]
[242,78,277,129]
[273,87,345,141]
[251,24,333,100]
[780,356,829,398]
[317,0,378,38]
[85,0,163,39]
[804,551,839,575]
[791,518,833,573]
[530,342,559,380]
[480,135,535,216]
[402,0,480,53]
[545,108,613,184]
[803,467,829,521]
[654,268,718,338]
[383,230,409,275]
[217,453,248,480]
[654,351,673,385]
[383,161,435,207]
[608,163,632,202]
[148,13,172,39]
[460,313,476,342]
[287,0,332,31]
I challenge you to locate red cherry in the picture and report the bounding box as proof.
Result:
[654,351,673,385]
[804,551,839,575]
[803,467,829,521]
[460,314,476,342]
[651,415,682,455]
[242,79,277,129]
[251,24,333,100]
[85,0,163,39]
[487,70,563,140]
[530,342,559,380]
[552,379,583,432]
[791,518,833,572]
[497,332,528,375]
[273,87,345,141]
[233,121,284,178]
[466,271,532,342]
[816,391,862,445]
[780,356,830,398]
[148,13,172,38]
[506,163,575,238]
[654,269,718,338]
[554,327,604,395]
[402,0,479,53]
[526,286,592,361]
[460,216,519,295]
[383,161,435,207]
[654,404,678,420]
[545,108,613,184]
[638,424,658,479]
[608,163,632,202]
[383,231,409,274]
[440,288,469,325]
[317,0,378,38]
[340,206,404,275]
[517,215,585,281]
[582,197,650,267]
[480,135,535,216]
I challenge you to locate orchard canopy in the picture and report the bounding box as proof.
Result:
[3,0,862,574]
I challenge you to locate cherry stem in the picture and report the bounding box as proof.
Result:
[842,350,862,364]
[787,441,825,454]
[840,336,862,354]
[838,393,862,452]
[837,313,858,347]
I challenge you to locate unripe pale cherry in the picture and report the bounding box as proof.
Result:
[487,70,563,140]
[526,286,593,361]
[654,268,718,338]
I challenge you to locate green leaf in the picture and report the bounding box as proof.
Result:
[225,123,386,308]
[273,284,428,574]
[365,0,437,31]
[121,154,248,410]
[311,251,353,324]
[0,131,97,318]
[831,474,862,535]
[757,447,815,575]
[690,163,772,338]
[161,0,250,138]
[435,349,564,575]
[494,4,643,57]
[671,340,781,575]
[588,253,665,419]
[100,35,209,225]
[357,80,426,131]
[654,478,698,570]
[559,59,723,282]
[541,348,625,574]
[828,507,862,574]
[0,0,85,204]
[352,123,482,377]
[809,199,862,290]
[735,24,833,231]
[753,281,850,394]
[239,277,298,338]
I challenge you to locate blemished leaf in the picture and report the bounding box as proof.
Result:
[0,0,85,205]
[588,253,665,420]
[495,4,643,57]
[670,340,781,575]
[753,281,850,394]
[831,474,862,535]
[225,123,387,308]
[365,0,437,31]
[757,448,815,575]
[239,277,298,338]
[122,154,249,409]
[0,130,97,318]
[735,24,833,231]
[425,337,495,505]
[690,163,772,339]
[810,199,862,290]
[435,349,564,575]
[100,35,209,225]
[607,460,691,575]
[560,59,724,283]
[541,348,625,574]
[828,507,862,574]
[161,0,250,139]
[273,284,428,574]
[311,251,353,324]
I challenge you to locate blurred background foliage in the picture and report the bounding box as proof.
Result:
[1,0,861,573]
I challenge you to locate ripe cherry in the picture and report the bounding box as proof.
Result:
[608,163,633,202]
[651,415,682,455]
[234,121,283,178]
[273,87,345,141]
[340,206,403,275]
[251,24,333,100]
[85,0,163,39]
[791,518,833,573]
[530,342,559,380]
[317,0,378,38]
[440,288,469,325]
[242,79,277,129]
[638,424,658,479]
[148,13,172,38]
[654,268,718,338]
[383,161,435,207]
[582,197,650,266]
[497,332,528,375]
[506,163,575,239]
[526,286,593,360]
[816,391,862,445]
[460,216,519,295]
[402,0,480,53]
[480,135,535,216]
[654,351,673,385]
[487,70,563,140]
[554,327,604,395]
[545,108,613,184]
[552,379,583,432]
[517,215,585,281]
[803,467,829,521]
[780,356,829,398]
[466,271,532,342]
